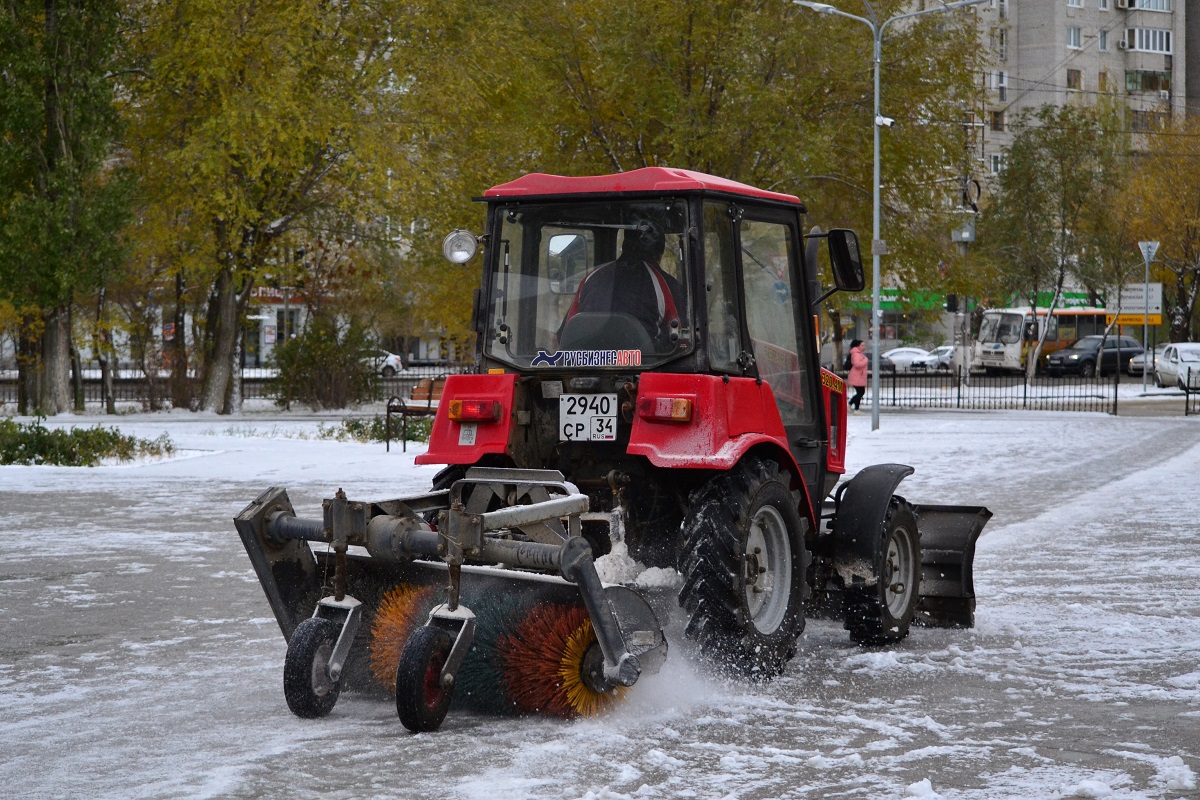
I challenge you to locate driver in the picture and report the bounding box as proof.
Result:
[557,222,684,348]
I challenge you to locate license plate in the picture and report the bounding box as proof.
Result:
[559,393,618,441]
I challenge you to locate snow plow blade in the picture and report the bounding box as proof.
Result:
[911,504,993,628]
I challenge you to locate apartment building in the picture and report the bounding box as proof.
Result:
[977,0,1190,176]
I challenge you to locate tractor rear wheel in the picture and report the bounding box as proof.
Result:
[843,497,920,646]
[395,625,455,732]
[283,617,342,718]
[678,457,807,680]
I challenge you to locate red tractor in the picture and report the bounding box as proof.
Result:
[236,168,990,731]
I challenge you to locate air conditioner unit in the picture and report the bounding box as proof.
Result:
[1115,0,1132,10]
[1160,90,1171,100]
[1117,40,1128,51]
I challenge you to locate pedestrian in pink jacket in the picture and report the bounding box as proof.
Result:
[847,339,868,412]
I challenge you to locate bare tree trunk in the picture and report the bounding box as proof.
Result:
[200,268,239,413]
[16,315,37,415]
[38,305,72,415]
[70,344,84,412]
[170,271,191,410]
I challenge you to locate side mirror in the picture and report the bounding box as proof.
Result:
[828,229,865,293]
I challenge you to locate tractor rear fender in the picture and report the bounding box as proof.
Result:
[628,372,816,524]
[416,373,517,465]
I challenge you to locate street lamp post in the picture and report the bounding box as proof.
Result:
[795,0,986,430]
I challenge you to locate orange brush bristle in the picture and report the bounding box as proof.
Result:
[368,584,438,690]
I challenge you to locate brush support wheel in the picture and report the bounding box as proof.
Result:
[396,625,455,732]
[283,617,342,718]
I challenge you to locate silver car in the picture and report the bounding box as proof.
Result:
[1154,343,1200,390]
[1128,343,1169,376]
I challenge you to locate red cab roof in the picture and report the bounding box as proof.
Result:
[484,167,802,206]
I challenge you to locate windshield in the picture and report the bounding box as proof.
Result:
[978,312,1023,345]
[484,199,692,369]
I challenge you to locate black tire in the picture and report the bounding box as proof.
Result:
[1154,371,1163,388]
[396,625,454,732]
[678,457,808,680]
[381,365,396,378]
[1080,360,1096,378]
[843,497,920,646]
[283,617,342,718]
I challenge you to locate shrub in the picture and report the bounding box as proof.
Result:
[318,414,433,444]
[273,316,378,410]
[0,418,175,466]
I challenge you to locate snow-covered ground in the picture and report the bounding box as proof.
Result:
[1,406,1198,800]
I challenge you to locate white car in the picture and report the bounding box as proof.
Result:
[1127,343,1169,376]
[1153,343,1200,390]
[926,345,954,371]
[882,346,935,373]
[372,349,406,378]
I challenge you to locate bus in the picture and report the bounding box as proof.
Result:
[972,306,1109,373]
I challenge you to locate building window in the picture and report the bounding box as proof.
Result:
[1098,71,1108,92]
[1067,27,1082,49]
[1129,28,1172,54]
[997,29,1008,61]
[1099,0,1108,8]
[1067,0,1082,7]
[990,110,1006,132]
[1131,110,1168,132]
[993,70,1008,101]
[1099,30,1108,51]
[1133,0,1170,10]
[1125,70,1171,92]
[990,154,1006,174]
[1066,69,1082,90]
[999,0,1008,18]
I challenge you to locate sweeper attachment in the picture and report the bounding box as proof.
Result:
[235,167,992,732]
[235,467,666,731]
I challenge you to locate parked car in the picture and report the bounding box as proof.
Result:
[1045,335,1143,377]
[1127,343,1169,376]
[925,345,954,371]
[371,349,405,378]
[881,346,935,373]
[1153,343,1200,390]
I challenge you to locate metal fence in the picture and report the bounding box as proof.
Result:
[0,363,469,411]
[1,363,1195,416]
[862,367,1122,414]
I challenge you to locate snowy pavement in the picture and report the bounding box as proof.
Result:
[1,409,1198,799]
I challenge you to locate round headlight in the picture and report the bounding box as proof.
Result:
[442,230,478,264]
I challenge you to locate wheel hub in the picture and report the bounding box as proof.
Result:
[310,642,335,698]
[883,527,915,618]
[743,506,792,635]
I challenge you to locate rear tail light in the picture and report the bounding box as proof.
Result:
[448,399,502,422]
[637,396,693,422]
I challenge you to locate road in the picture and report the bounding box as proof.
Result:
[1,411,1197,799]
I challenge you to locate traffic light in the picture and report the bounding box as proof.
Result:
[944,294,959,313]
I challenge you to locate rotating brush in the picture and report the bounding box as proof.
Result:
[368,584,625,719]
[498,602,626,719]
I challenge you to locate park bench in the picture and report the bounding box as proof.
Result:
[385,375,447,452]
